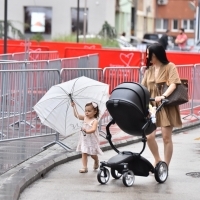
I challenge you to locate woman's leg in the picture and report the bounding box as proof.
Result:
[147,130,162,166]
[161,126,173,166]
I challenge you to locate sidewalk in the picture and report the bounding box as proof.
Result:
[0,114,200,200]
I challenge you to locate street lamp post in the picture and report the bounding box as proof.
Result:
[83,0,87,43]
[76,0,80,43]
[4,0,8,54]
[197,0,200,41]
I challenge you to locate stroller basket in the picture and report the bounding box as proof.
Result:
[106,82,156,136]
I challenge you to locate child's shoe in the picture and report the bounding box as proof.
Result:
[79,167,88,173]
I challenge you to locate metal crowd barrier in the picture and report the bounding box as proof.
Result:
[0,53,13,60]
[0,63,199,144]
[0,69,60,142]
[60,54,99,70]
[60,68,103,82]
[61,57,79,69]
[12,52,28,61]
[29,51,59,61]
[176,65,194,114]
[1,51,59,61]
[0,53,100,72]
[88,54,99,68]
[182,64,200,119]
[103,67,140,93]
[78,55,88,68]
[48,59,62,70]
[0,61,49,70]
[193,64,200,118]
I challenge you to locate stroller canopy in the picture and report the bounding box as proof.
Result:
[106,82,156,136]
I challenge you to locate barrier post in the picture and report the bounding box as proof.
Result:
[181,64,200,119]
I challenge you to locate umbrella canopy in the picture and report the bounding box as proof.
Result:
[34,76,109,136]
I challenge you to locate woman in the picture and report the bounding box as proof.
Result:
[141,43,182,167]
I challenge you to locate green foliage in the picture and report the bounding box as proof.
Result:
[0,20,25,39]
[52,34,119,48]
[99,21,117,39]
[52,34,77,42]
[30,33,44,42]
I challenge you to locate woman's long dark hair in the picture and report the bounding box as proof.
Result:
[146,43,169,69]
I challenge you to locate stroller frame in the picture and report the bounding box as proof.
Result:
[97,100,168,187]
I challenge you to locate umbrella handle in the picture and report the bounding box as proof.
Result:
[69,93,73,102]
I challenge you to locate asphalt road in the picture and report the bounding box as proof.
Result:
[19,127,200,200]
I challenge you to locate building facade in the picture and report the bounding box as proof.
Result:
[115,0,132,38]
[0,0,197,42]
[0,0,116,40]
[155,0,196,40]
[136,0,155,38]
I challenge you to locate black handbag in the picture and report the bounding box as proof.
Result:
[156,79,188,106]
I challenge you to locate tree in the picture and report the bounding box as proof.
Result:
[0,20,25,39]
[99,21,117,39]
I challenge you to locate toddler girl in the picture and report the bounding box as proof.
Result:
[71,101,103,173]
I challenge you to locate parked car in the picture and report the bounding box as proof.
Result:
[142,33,159,45]
[116,37,138,50]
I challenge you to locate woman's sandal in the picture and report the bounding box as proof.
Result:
[93,160,99,170]
[79,168,88,173]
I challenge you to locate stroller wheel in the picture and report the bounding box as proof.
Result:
[122,170,135,187]
[111,169,122,179]
[154,161,168,183]
[97,167,110,184]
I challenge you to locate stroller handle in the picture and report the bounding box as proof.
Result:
[149,98,169,103]
[149,98,169,112]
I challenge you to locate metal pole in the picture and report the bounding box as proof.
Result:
[198,0,200,41]
[76,0,80,43]
[134,0,138,36]
[4,0,8,54]
[83,0,87,43]
[195,0,200,42]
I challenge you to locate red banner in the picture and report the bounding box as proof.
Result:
[0,40,101,58]
[65,48,142,68]
[0,44,49,54]
[167,51,200,65]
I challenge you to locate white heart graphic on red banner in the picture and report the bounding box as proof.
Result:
[84,45,96,49]
[120,53,134,66]
[29,48,42,60]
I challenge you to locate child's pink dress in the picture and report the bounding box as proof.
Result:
[76,118,103,155]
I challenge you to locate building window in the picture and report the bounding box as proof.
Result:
[24,6,52,34]
[71,8,88,35]
[181,19,194,32]
[155,19,168,31]
[171,19,178,31]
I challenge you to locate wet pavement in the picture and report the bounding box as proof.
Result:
[19,127,200,200]
[0,114,200,200]
[0,135,55,175]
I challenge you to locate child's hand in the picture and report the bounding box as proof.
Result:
[71,101,75,107]
[81,128,86,132]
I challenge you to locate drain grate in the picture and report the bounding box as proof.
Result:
[186,172,200,178]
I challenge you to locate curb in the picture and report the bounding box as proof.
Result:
[0,120,200,200]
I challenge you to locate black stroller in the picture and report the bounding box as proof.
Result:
[97,82,168,187]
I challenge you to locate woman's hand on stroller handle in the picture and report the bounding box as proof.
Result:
[149,98,169,104]
[149,98,169,112]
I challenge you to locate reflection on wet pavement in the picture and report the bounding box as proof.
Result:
[0,135,55,175]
